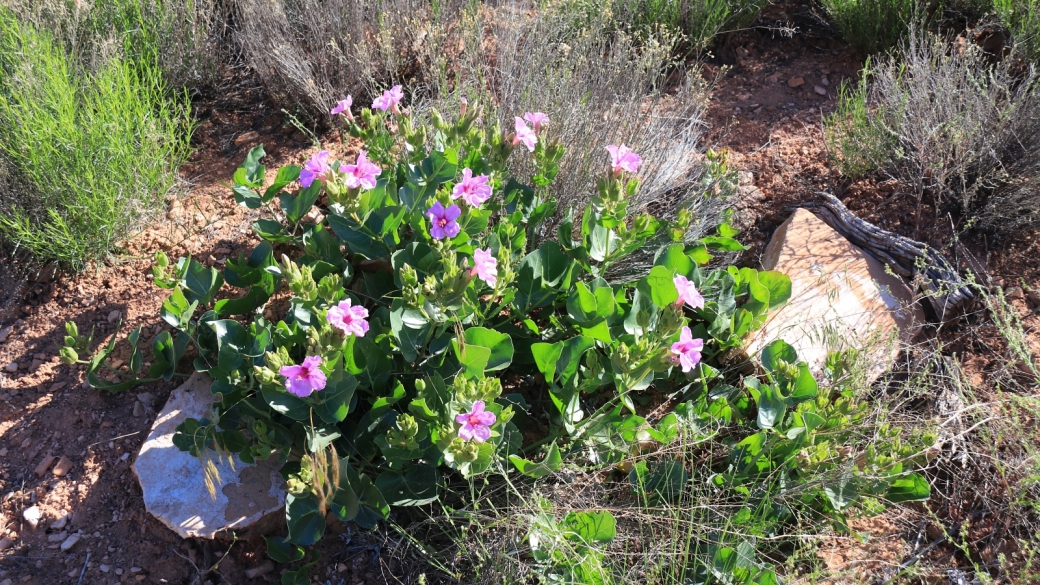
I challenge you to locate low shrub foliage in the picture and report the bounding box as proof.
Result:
[825,32,1040,232]
[65,92,932,581]
[818,0,920,54]
[0,9,191,269]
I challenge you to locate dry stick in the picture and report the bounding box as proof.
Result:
[76,552,91,585]
[801,192,974,319]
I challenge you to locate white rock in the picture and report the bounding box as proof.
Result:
[132,373,285,539]
[745,209,924,382]
[4,363,17,373]
[47,531,67,542]
[60,533,80,551]
[50,513,68,530]
[99,564,110,573]
[107,310,121,324]
[22,506,40,529]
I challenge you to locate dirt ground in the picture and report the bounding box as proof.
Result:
[0,0,1036,583]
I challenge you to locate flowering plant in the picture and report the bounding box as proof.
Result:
[62,92,807,551]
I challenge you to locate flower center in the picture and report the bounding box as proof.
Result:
[438,218,448,227]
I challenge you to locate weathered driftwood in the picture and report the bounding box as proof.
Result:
[801,192,974,320]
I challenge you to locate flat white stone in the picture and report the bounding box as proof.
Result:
[746,209,924,382]
[132,372,285,539]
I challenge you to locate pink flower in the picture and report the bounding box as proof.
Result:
[279,355,327,397]
[455,400,496,443]
[673,275,705,309]
[606,144,642,175]
[372,85,404,112]
[512,117,537,152]
[300,151,330,188]
[339,150,381,191]
[327,298,369,337]
[670,327,704,373]
[451,168,492,207]
[427,202,461,240]
[331,96,352,117]
[470,248,498,286]
[523,111,549,131]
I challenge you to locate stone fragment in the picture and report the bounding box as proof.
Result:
[4,363,17,373]
[745,209,924,382]
[0,537,12,551]
[99,564,110,573]
[787,76,805,88]
[133,373,285,539]
[52,456,73,477]
[19,438,30,449]
[133,401,145,418]
[234,131,260,147]
[107,310,121,324]
[1028,291,1040,306]
[814,85,827,96]
[1007,286,1025,300]
[22,506,40,529]
[0,326,11,343]
[244,561,274,579]
[34,455,56,477]
[50,513,68,530]
[137,393,155,409]
[47,531,67,543]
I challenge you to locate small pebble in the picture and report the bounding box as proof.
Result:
[130,567,142,573]
[107,310,121,324]
[53,456,74,477]
[0,326,12,343]
[0,537,13,551]
[115,569,124,576]
[51,513,68,530]
[47,531,67,543]
[787,76,805,88]
[60,533,80,551]
[22,506,40,529]
[4,363,17,373]
[814,85,827,96]
[99,564,110,573]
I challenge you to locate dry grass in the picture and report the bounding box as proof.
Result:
[826,31,1040,233]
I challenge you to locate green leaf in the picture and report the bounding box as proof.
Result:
[654,243,695,275]
[264,536,305,564]
[374,465,440,506]
[453,343,491,378]
[280,183,321,224]
[761,339,797,373]
[788,362,818,403]
[758,270,792,308]
[180,258,224,306]
[756,384,786,429]
[562,511,616,544]
[315,365,358,424]
[234,145,266,187]
[214,286,270,316]
[646,265,679,308]
[463,327,514,372]
[509,442,563,478]
[566,281,599,323]
[252,219,295,243]
[886,473,930,502]
[264,164,301,202]
[701,235,749,251]
[531,342,563,382]
[285,493,325,546]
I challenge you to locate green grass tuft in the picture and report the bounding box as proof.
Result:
[0,8,191,269]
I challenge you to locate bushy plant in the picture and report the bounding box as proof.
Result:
[422,4,731,275]
[995,0,1040,60]
[818,0,920,54]
[6,0,224,91]
[824,31,1040,232]
[64,91,931,580]
[0,9,191,268]
[606,0,767,52]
